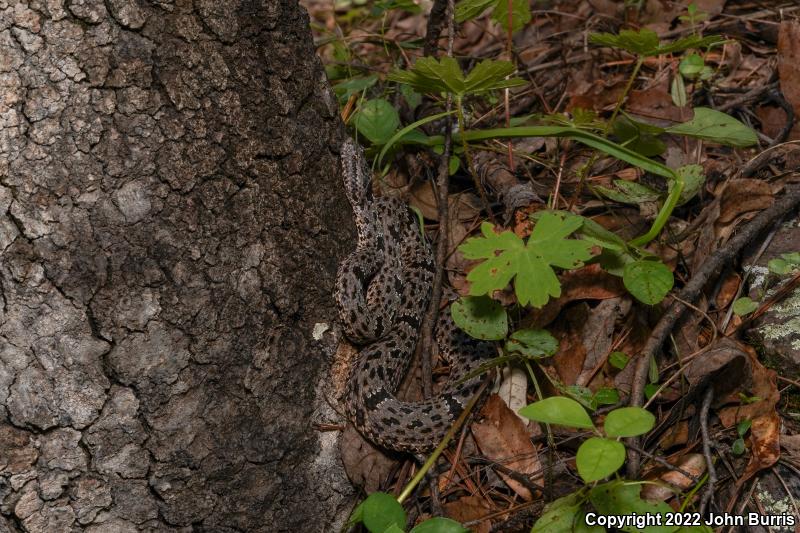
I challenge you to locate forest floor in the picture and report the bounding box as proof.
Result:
[304,1,800,531]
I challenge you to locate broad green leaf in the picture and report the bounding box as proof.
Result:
[768,253,800,274]
[410,517,469,533]
[576,437,625,483]
[505,328,559,358]
[350,493,406,533]
[566,385,597,411]
[519,396,594,429]
[737,419,752,436]
[675,164,705,204]
[623,260,673,305]
[354,99,401,145]
[451,295,508,340]
[732,437,746,455]
[383,526,405,533]
[578,218,627,252]
[595,179,661,204]
[460,214,593,308]
[491,0,531,32]
[333,75,378,102]
[644,383,660,400]
[594,387,620,406]
[679,53,705,78]
[733,296,758,316]
[596,249,635,277]
[608,351,629,370]
[455,0,495,22]
[603,407,655,438]
[589,481,678,533]
[530,502,580,533]
[666,107,758,147]
[612,115,666,157]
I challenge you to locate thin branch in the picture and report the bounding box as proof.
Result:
[626,185,800,477]
[699,387,717,514]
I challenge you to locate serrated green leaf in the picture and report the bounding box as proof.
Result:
[451,295,508,340]
[530,501,580,533]
[623,260,674,305]
[576,437,626,483]
[410,517,469,533]
[460,214,593,308]
[519,396,594,429]
[590,29,660,55]
[463,59,527,93]
[608,351,629,370]
[603,407,655,438]
[657,34,724,55]
[733,296,758,316]
[353,99,401,145]
[666,107,758,147]
[505,328,559,358]
[454,0,495,22]
[491,0,531,32]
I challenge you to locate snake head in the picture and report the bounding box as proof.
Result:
[341,137,373,207]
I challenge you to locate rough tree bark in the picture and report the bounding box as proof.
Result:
[0,0,355,531]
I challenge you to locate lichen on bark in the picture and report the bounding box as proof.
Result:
[0,0,354,530]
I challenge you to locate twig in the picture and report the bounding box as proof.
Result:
[699,387,717,515]
[626,185,800,477]
[419,0,456,401]
[423,0,449,57]
[625,443,702,486]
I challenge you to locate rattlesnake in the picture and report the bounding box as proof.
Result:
[336,138,495,453]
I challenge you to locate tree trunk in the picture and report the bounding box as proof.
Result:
[0,0,354,530]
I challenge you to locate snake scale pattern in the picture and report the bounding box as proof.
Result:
[336,138,495,453]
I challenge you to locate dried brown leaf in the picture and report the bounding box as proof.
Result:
[471,394,542,501]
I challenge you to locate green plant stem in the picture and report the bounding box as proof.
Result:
[628,175,684,247]
[396,378,489,504]
[455,97,495,221]
[608,57,643,129]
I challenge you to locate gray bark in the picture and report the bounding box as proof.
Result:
[0,0,355,530]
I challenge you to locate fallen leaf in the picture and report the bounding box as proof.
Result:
[443,496,492,533]
[339,425,398,493]
[641,453,707,501]
[778,20,800,116]
[471,394,542,501]
[715,272,741,311]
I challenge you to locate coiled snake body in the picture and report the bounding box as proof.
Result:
[336,139,494,453]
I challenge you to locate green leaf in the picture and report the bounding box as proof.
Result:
[505,329,559,358]
[491,0,531,32]
[451,295,508,340]
[372,0,422,15]
[530,499,581,533]
[589,481,678,533]
[578,219,627,252]
[354,99,401,145]
[351,493,406,533]
[671,74,687,107]
[597,249,635,277]
[383,526,406,533]
[608,351,629,370]
[410,517,469,533]
[399,84,422,110]
[595,179,662,205]
[333,75,379,102]
[463,59,527,94]
[768,258,790,274]
[612,115,666,157]
[666,107,758,147]
[589,29,660,56]
[389,57,524,98]
[732,437,746,455]
[733,296,758,316]
[675,164,705,205]
[679,53,705,79]
[460,214,593,308]
[518,396,594,429]
[737,419,752,436]
[576,437,626,483]
[623,260,674,305]
[378,110,455,165]
[603,407,656,438]
[644,383,660,400]
[566,385,597,411]
[455,0,495,22]
[594,387,620,406]
[657,34,724,55]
